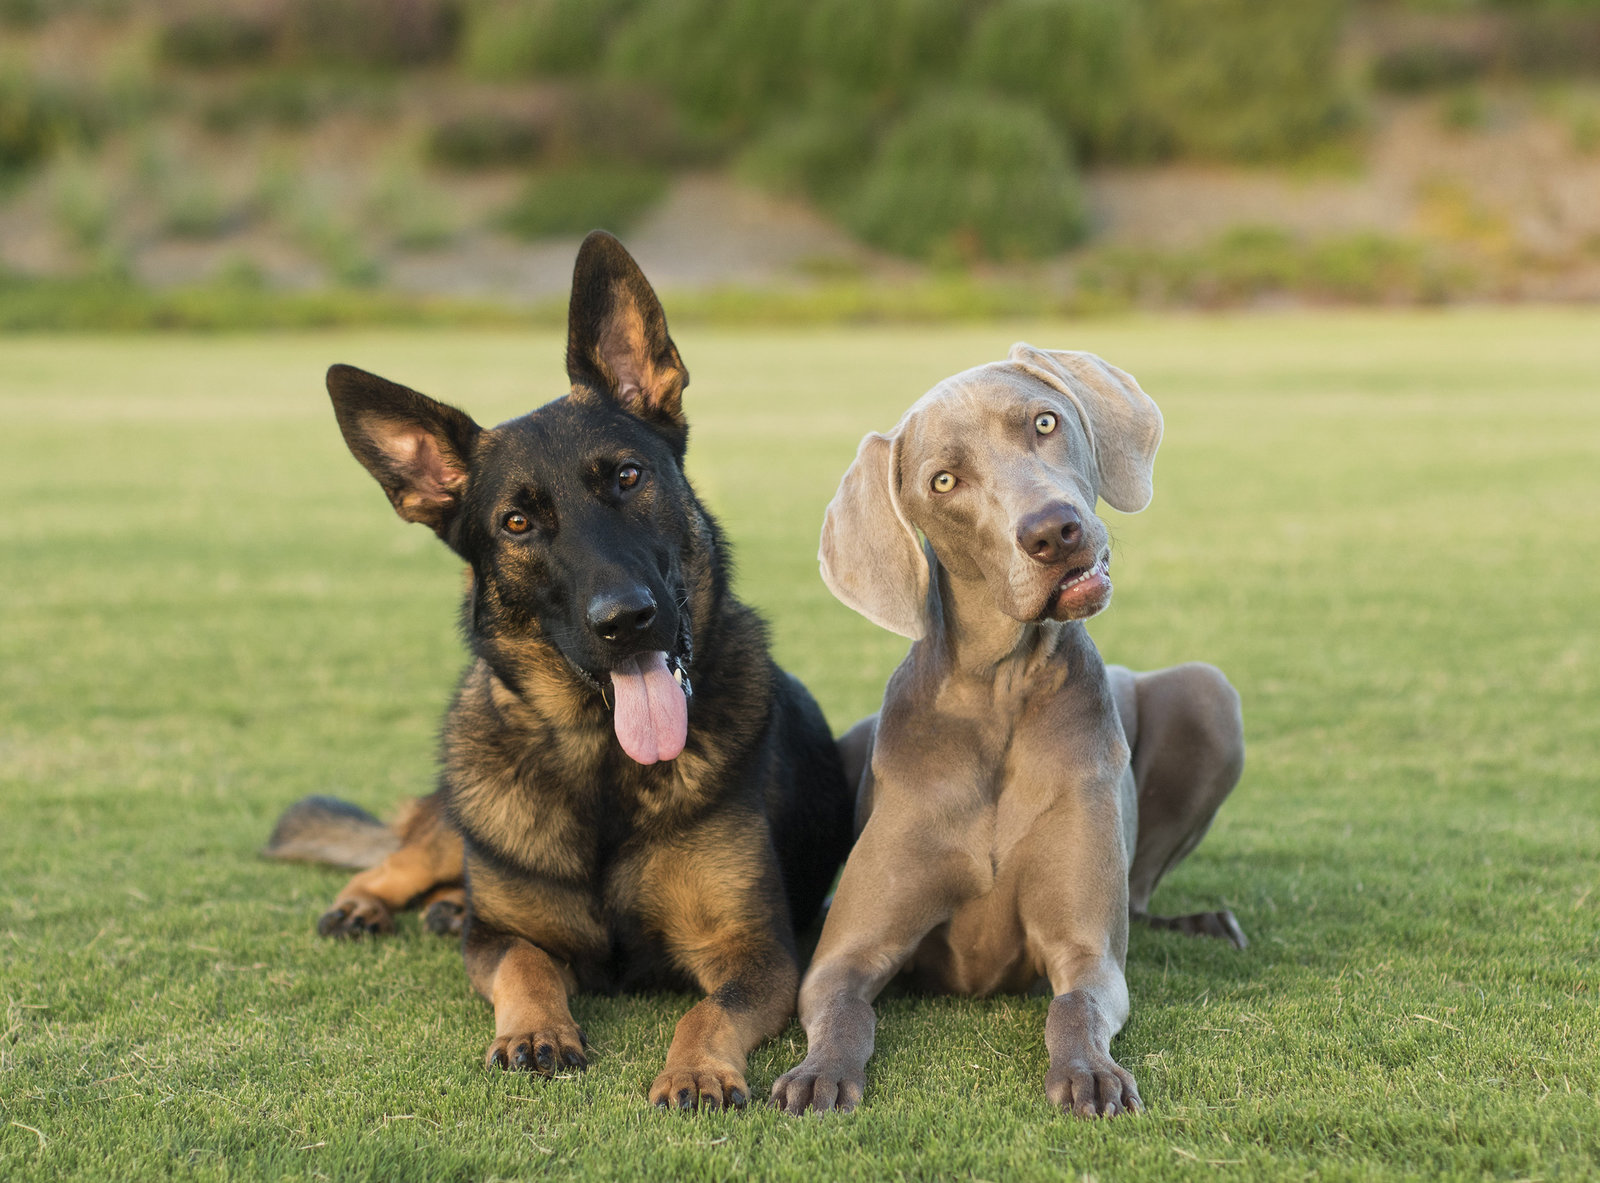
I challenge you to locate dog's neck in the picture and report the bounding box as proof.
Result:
[927,561,1071,677]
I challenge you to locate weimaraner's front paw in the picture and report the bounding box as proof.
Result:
[771,1056,866,1115]
[1046,1053,1142,1118]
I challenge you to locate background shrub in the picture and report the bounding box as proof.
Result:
[0,0,48,28]
[796,0,973,104]
[427,111,545,170]
[539,83,706,167]
[607,0,810,132]
[737,94,880,211]
[1372,44,1489,94]
[157,11,276,69]
[498,163,668,239]
[965,0,1141,162]
[0,70,99,178]
[846,94,1086,262]
[282,0,462,68]
[1134,0,1354,161]
[460,0,640,79]
[199,73,334,134]
[1507,10,1600,76]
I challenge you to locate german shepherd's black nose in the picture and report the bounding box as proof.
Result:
[587,586,658,643]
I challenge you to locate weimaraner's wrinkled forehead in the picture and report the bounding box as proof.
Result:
[820,343,1163,639]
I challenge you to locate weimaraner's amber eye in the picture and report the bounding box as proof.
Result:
[1035,412,1057,435]
[931,472,956,494]
[503,512,530,534]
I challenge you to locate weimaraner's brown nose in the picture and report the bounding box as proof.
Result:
[1017,504,1083,565]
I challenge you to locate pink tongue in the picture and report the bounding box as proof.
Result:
[609,651,688,765]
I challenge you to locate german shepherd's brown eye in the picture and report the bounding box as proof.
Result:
[617,464,641,491]
[503,512,530,534]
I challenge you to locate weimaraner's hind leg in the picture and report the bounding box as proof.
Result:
[1119,663,1247,948]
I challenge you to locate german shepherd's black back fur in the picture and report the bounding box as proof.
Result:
[268,232,854,1108]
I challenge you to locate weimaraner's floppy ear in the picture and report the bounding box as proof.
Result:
[819,430,929,640]
[326,364,482,539]
[1007,343,1163,513]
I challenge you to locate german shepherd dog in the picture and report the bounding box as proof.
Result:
[266,232,854,1111]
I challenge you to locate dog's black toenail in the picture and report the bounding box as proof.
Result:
[728,1088,747,1109]
[535,1043,554,1071]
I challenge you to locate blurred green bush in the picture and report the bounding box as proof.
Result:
[498,163,668,238]
[738,94,880,212]
[461,0,640,79]
[848,94,1086,263]
[0,0,49,28]
[1133,0,1354,162]
[607,0,809,132]
[427,85,702,173]
[1373,44,1488,94]
[597,0,1357,257]
[158,11,275,69]
[796,0,971,104]
[428,111,545,170]
[965,0,1141,161]
[0,69,100,179]
[1076,225,1473,308]
[282,0,463,67]
[158,0,462,71]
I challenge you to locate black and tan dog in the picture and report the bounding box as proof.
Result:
[266,232,854,1111]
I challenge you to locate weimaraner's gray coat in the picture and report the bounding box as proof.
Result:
[772,344,1245,1118]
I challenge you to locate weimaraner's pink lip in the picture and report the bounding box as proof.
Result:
[1042,553,1112,620]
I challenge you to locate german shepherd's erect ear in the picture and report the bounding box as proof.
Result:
[325,364,482,540]
[565,230,690,454]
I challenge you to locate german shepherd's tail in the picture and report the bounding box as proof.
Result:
[262,795,400,869]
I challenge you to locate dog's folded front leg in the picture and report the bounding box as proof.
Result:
[650,941,797,1112]
[772,819,978,1116]
[770,959,882,1115]
[642,836,800,1112]
[1021,797,1142,1118]
[464,925,587,1076]
[1042,965,1141,1117]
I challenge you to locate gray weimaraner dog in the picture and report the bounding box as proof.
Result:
[771,343,1245,1118]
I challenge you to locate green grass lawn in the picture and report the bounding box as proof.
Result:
[2,311,1597,1181]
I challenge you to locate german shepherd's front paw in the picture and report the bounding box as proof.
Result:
[316,892,394,938]
[486,1026,589,1076]
[650,1060,749,1112]
[770,1056,865,1115]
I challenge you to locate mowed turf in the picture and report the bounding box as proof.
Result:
[1,310,1596,1182]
